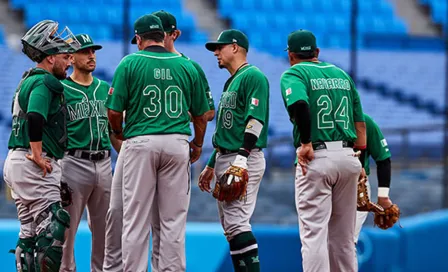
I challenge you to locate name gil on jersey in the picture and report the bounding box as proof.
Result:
[310,78,351,91]
[67,100,107,121]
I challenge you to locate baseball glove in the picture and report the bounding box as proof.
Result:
[212,165,249,202]
[374,204,400,230]
[60,182,73,207]
[357,175,384,213]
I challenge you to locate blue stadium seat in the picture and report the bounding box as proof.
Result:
[0,26,4,45]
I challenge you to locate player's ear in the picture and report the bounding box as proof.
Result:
[46,55,55,65]
[315,48,320,58]
[287,51,295,66]
[232,43,239,54]
[69,54,75,64]
[174,30,181,41]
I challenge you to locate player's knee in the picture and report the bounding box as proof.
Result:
[225,224,251,240]
[35,202,70,272]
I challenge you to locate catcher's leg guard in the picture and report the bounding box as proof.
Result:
[9,237,36,272]
[34,202,70,272]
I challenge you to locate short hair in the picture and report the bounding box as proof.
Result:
[139,30,164,43]
[293,50,317,60]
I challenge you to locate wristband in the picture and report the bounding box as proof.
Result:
[378,187,390,197]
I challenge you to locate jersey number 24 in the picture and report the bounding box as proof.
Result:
[317,95,350,130]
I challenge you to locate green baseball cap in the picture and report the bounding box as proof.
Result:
[205,29,249,52]
[152,10,177,32]
[74,34,102,51]
[131,14,164,44]
[285,30,317,53]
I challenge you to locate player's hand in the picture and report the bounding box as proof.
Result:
[377,196,393,209]
[189,141,202,163]
[26,154,52,177]
[297,143,314,176]
[360,168,366,181]
[198,166,214,193]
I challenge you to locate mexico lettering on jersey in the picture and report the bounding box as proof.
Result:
[280,61,364,148]
[213,64,270,151]
[62,77,111,151]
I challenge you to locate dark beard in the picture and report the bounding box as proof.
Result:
[54,70,66,80]
[218,64,225,69]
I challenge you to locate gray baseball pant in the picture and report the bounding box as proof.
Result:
[3,149,62,237]
[121,134,190,272]
[214,150,265,239]
[103,141,126,272]
[60,154,112,272]
[295,141,361,272]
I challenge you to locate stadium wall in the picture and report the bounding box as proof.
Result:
[1,210,448,271]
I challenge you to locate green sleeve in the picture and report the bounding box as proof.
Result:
[27,82,52,120]
[106,59,129,112]
[244,70,269,123]
[192,60,215,110]
[206,149,218,168]
[189,66,209,117]
[350,79,364,122]
[280,71,308,108]
[365,114,391,161]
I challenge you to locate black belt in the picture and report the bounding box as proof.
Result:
[217,147,262,155]
[68,149,110,161]
[312,141,354,151]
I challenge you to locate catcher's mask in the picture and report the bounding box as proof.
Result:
[21,20,81,62]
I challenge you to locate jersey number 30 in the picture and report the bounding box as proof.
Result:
[143,85,183,118]
[317,95,349,129]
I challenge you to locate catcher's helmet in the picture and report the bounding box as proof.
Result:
[21,20,80,62]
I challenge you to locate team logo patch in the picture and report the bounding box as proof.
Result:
[286,88,292,96]
[108,87,114,95]
[381,139,388,147]
[251,98,259,106]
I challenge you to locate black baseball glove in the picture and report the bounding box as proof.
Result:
[60,182,73,207]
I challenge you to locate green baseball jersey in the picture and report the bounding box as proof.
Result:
[213,64,269,151]
[293,114,392,171]
[61,77,111,151]
[281,61,364,148]
[364,113,391,175]
[8,68,67,159]
[106,49,209,138]
[181,53,215,110]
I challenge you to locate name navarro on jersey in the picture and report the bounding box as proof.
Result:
[67,100,107,121]
[310,78,351,91]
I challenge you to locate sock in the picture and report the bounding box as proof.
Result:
[229,231,260,272]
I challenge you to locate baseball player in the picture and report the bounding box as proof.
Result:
[354,113,393,243]
[280,30,366,272]
[106,14,209,272]
[60,33,122,272]
[102,11,216,272]
[199,29,270,272]
[3,20,79,271]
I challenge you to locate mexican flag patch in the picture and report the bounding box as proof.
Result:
[251,98,259,106]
